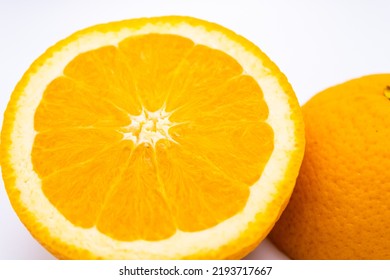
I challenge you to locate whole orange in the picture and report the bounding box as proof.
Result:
[269,74,390,259]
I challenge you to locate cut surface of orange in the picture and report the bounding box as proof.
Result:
[1,16,304,259]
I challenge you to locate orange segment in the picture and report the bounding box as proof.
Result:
[170,122,273,185]
[169,75,273,185]
[63,46,142,116]
[155,139,250,232]
[40,141,134,228]
[32,128,123,177]
[165,44,243,112]
[35,76,130,130]
[118,34,194,111]
[169,75,269,123]
[97,143,176,241]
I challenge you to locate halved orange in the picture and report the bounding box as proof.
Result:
[1,16,304,259]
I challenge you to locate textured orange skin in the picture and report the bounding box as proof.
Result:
[270,74,390,260]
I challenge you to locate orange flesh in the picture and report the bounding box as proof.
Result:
[31,34,274,241]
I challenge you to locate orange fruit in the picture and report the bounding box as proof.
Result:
[270,74,390,259]
[1,16,304,259]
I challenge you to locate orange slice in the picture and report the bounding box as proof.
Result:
[1,16,304,259]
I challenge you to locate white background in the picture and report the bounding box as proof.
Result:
[0,0,389,259]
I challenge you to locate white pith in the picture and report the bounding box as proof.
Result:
[6,20,299,259]
[121,107,177,146]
